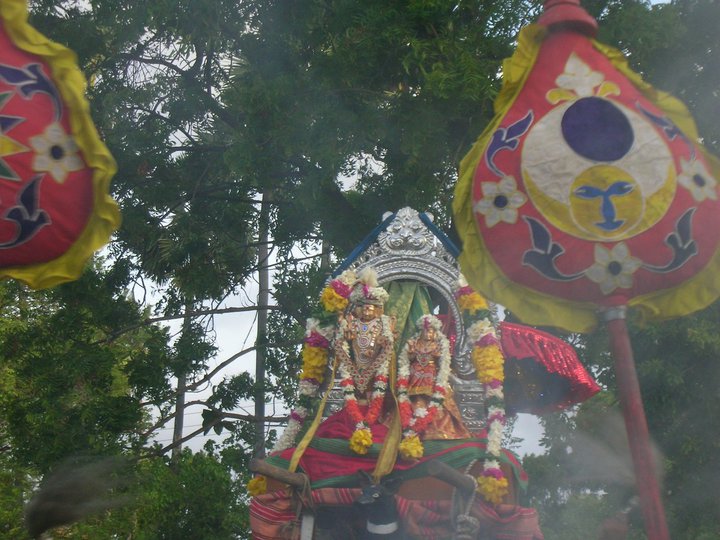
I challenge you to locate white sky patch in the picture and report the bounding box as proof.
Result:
[340,152,387,191]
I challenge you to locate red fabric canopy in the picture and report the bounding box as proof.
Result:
[500,321,600,414]
[454,11,720,333]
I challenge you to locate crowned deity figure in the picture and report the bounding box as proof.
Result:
[319,269,395,454]
[339,295,393,400]
[397,315,470,457]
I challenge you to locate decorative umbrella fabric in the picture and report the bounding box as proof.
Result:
[499,321,600,415]
[454,23,720,333]
[0,0,120,288]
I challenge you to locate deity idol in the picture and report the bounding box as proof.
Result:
[317,269,395,454]
[397,314,470,458]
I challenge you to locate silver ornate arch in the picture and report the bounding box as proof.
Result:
[324,208,487,432]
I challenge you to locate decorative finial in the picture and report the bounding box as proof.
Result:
[538,0,598,36]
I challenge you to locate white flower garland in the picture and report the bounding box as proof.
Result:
[305,317,336,341]
[467,319,495,343]
[467,316,509,501]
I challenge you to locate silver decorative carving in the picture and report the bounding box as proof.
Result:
[452,377,487,433]
[324,208,485,428]
[324,387,345,415]
[378,207,436,254]
[453,341,476,378]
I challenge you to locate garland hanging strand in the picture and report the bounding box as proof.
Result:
[457,277,510,505]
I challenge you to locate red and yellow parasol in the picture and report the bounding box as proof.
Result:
[0,0,120,289]
[454,1,720,538]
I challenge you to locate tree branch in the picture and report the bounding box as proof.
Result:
[103,305,281,343]
[116,52,243,130]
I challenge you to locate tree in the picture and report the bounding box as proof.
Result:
[1,0,717,537]
[0,263,174,471]
[0,263,253,538]
[22,0,543,459]
[55,449,248,540]
[1,2,543,535]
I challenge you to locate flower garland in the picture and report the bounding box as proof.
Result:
[457,278,510,505]
[246,475,267,497]
[336,314,394,455]
[271,271,356,454]
[396,315,452,459]
[455,284,489,315]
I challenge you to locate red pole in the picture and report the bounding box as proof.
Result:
[603,307,670,540]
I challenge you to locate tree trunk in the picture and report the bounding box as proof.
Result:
[320,238,331,274]
[254,190,272,458]
[172,305,193,462]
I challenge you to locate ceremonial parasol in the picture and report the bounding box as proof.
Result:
[0,0,120,289]
[499,321,600,415]
[453,1,720,538]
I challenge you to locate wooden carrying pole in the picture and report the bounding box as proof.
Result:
[604,307,670,540]
[249,458,308,490]
[426,460,476,497]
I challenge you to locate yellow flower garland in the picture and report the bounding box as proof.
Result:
[458,285,510,505]
[300,346,328,381]
[471,345,505,383]
[320,286,349,313]
[475,475,509,505]
[399,433,424,459]
[349,427,373,455]
[247,475,267,497]
[457,292,488,313]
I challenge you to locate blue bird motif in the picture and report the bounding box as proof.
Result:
[485,111,534,177]
[522,217,583,281]
[643,208,698,273]
[574,181,634,231]
[636,101,684,143]
[0,175,50,248]
[0,63,62,119]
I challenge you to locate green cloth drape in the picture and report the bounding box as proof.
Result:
[383,281,432,353]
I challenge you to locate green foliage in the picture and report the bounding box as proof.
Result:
[642,0,720,153]
[129,450,248,539]
[223,0,537,253]
[626,304,720,537]
[0,265,173,471]
[526,304,720,538]
[42,451,247,539]
[0,452,32,539]
[0,1,716,537]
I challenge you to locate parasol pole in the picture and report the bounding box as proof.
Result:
[539,3,670,537]
[603,306,670,540]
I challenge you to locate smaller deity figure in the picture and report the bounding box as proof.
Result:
[397,315,470,458]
